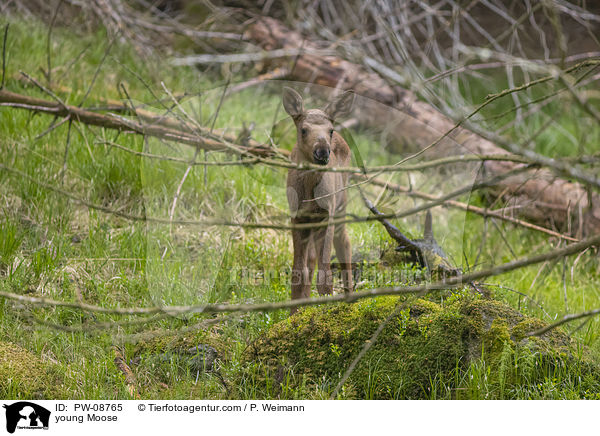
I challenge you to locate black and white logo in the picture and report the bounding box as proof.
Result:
[3,402,51,434]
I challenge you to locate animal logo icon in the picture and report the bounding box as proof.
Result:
[3,402,51,434]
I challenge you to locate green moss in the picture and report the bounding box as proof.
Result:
[0,341,68,399]
[244,295,600,399]
[130,328,230,382]
[132,328,227,360]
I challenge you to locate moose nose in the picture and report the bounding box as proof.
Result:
[313,147,330,165]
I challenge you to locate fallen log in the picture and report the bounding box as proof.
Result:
[245,17,600,236]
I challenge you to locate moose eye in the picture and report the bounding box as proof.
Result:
[301,128,307,136]
[329,129,334,137]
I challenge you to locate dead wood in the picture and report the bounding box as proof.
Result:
[245,17,600,236]
[0,87,579,241]
[113,345,139,398]
[0,88,273,157]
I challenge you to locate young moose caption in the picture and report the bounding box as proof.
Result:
[54,403,122,424]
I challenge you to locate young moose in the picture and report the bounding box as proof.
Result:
[283,87,354,306]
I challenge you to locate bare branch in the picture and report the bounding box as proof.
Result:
[2,231,598,317]
[0,161,532,232]
[171,48,336,66]
[1,24,8,90]
[45,0,63,86]
[527,308,600,337]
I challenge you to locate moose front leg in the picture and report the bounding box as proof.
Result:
[314,219,335,295]
[291,227,312,305]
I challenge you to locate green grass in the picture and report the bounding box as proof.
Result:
[0,16,599,399]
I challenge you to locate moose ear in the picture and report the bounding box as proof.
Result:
[324,90,355,121]
[282,87,304,119]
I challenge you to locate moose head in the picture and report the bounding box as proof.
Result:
[282,87,354,166]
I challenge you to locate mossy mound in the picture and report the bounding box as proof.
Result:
[131,328,228,376]
[244,295,600,399]
[132,328,226,357]
[0,341,67,399]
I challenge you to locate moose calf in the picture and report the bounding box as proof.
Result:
[283,87,354,307]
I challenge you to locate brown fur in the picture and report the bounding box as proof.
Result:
[283,87,354,310]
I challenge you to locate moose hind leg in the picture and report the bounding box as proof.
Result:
[334,223,353,293]
[307,237,317,294]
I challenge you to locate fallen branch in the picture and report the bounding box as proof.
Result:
[0,85,581,240]
[2,230,598,317]
[0,159,577,241]
[527,308,600,337]
[0,161,535,231]
[245,17,600,235]
[0,88,274,156]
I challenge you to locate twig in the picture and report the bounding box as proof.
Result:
[479,282,551,319]
[158,80,203,225]
[462,116,600,191]
[56,42,93,85]
[34,114,70,140]
[171,48,336,66]
[206,76,230,184]
[1,24,8,90]
[19,71,66,108]
[60,119,72,182]
[0,161,532,232]
[1,230,598,316]
[562,257,569,313]
[527,308,600,337]
[78,32,118,107]
[225,67,289,96]
[424,51,600,84]
[490,218,517,260]
[46,0,64,86]
[161,81,203,134]
[96,140,260,165]
[474,216,489,268]
[118,314,237,344]
[168,156,197,223]
[22,310,168,332]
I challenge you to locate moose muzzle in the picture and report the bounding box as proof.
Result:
[313,147,330,165]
